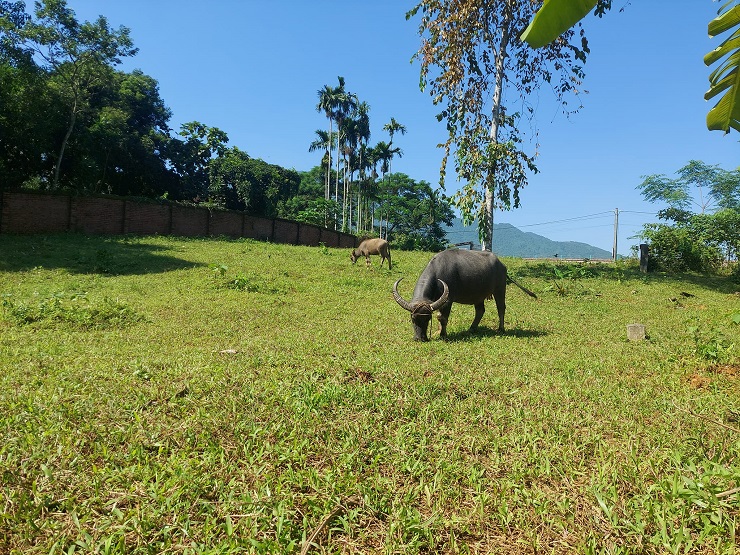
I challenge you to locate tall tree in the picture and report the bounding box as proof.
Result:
[638,160,740,215]
[1,0,138,187]
[315,82,339,201]
[408,0,590,251]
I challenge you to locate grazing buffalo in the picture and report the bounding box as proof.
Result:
[393,249,536,341]
[350,238,392,269]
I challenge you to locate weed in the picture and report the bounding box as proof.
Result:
[1,291,145,328]
[543,263,597,296]
[688,318,735,363]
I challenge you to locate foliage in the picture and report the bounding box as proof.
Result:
[637,161,740,272]
[639,223,722,273]
[377,173,455,251]
[169,121,229,202]
[0,0,138,187]
[638,160,740,213]
[407,0,591,250]
[208,147,300,217]
[1,233,738,553]
[542,262,597,297]
[688,319,735,364]
[1,290,145,328]
[522,0,740,134]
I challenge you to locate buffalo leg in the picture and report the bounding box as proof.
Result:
[493,285,506,332]
[436,304,452,339]
[470,302,485,331]
[365,256,371,268]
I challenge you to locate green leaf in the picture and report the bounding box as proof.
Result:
[706,68,740,132]
[520,0,597,48]
[706,4,740,133]
[708,5,740,37]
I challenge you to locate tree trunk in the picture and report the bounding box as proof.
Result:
[54,104,77,188]
[483,6,511,252]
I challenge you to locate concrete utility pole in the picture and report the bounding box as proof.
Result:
[612,208,619,262]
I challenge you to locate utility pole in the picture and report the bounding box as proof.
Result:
[612,208,619,262]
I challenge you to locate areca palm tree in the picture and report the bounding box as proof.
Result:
[316,77,355,228]
[383,117,407,147]
[372,140,403,239]
[354,102,372,232]
[308,129,334,227]
[315,84,337,201]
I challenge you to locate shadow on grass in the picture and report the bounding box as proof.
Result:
[442,326,547,342]
[0,233,205,275]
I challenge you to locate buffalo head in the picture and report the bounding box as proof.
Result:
[393,278,449,341]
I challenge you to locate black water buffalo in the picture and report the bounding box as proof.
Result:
[393,249,536,341]
[350,238,392,269]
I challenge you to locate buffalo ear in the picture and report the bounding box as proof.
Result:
[393,278,413,311]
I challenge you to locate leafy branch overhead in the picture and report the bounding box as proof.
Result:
[705,3,740,133]
[521,0,740,134]
[408,0,590,252]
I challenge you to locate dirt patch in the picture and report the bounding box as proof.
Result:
[687,373,712,389]
[687,364,740,389]
[707,363,740,377]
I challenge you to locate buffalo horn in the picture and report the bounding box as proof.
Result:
[429,280,449,311]
[392,278,413,311]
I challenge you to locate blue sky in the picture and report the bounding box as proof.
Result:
[52,1,738,254]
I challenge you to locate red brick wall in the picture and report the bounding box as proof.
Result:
[124,201,170,235]
[244,215,273,241]
[0,191,358,247]
[210,210,243,237]
[72,197,125,234]
[274,219,299,244]
[319,228,340,248]
[298,224,321,246]
[171,205,209,236]
[2,192,70,233]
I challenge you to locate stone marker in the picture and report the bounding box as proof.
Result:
[627,323,646,341]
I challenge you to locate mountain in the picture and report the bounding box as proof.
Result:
[444,219,613,259]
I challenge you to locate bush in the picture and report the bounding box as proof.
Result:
[642,224,722,273]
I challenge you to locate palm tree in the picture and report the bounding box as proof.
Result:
[315,84,337,202]
[373,141,398,239]
[354,102,372,232]
[383,117,407,148]
[308,129,333,226]
[333,87,357,225]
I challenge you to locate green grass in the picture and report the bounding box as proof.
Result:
[0,233,738,554]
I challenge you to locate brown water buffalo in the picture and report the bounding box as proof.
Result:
[350,238,392,269]
[393,248,536,341]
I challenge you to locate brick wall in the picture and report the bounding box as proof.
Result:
[0,190,358,248]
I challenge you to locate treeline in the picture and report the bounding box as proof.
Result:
[0,1,453,250]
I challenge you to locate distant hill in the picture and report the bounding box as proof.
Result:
[445,219,613,259]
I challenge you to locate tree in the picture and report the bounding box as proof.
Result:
[638,160,740,214]
[521,0,740,134]
[208,147,300,217]
[379,173,455,251]
[315,82,338,201]
[637,160,740,271]
[167,121,228,202]
[282,167,341,228]
[1,0,138,187]
[408,0,590,251]
[82,69,173,197]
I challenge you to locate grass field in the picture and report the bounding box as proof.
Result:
[1,233,738,554]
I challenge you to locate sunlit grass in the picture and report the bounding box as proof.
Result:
[0,233,738,554]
